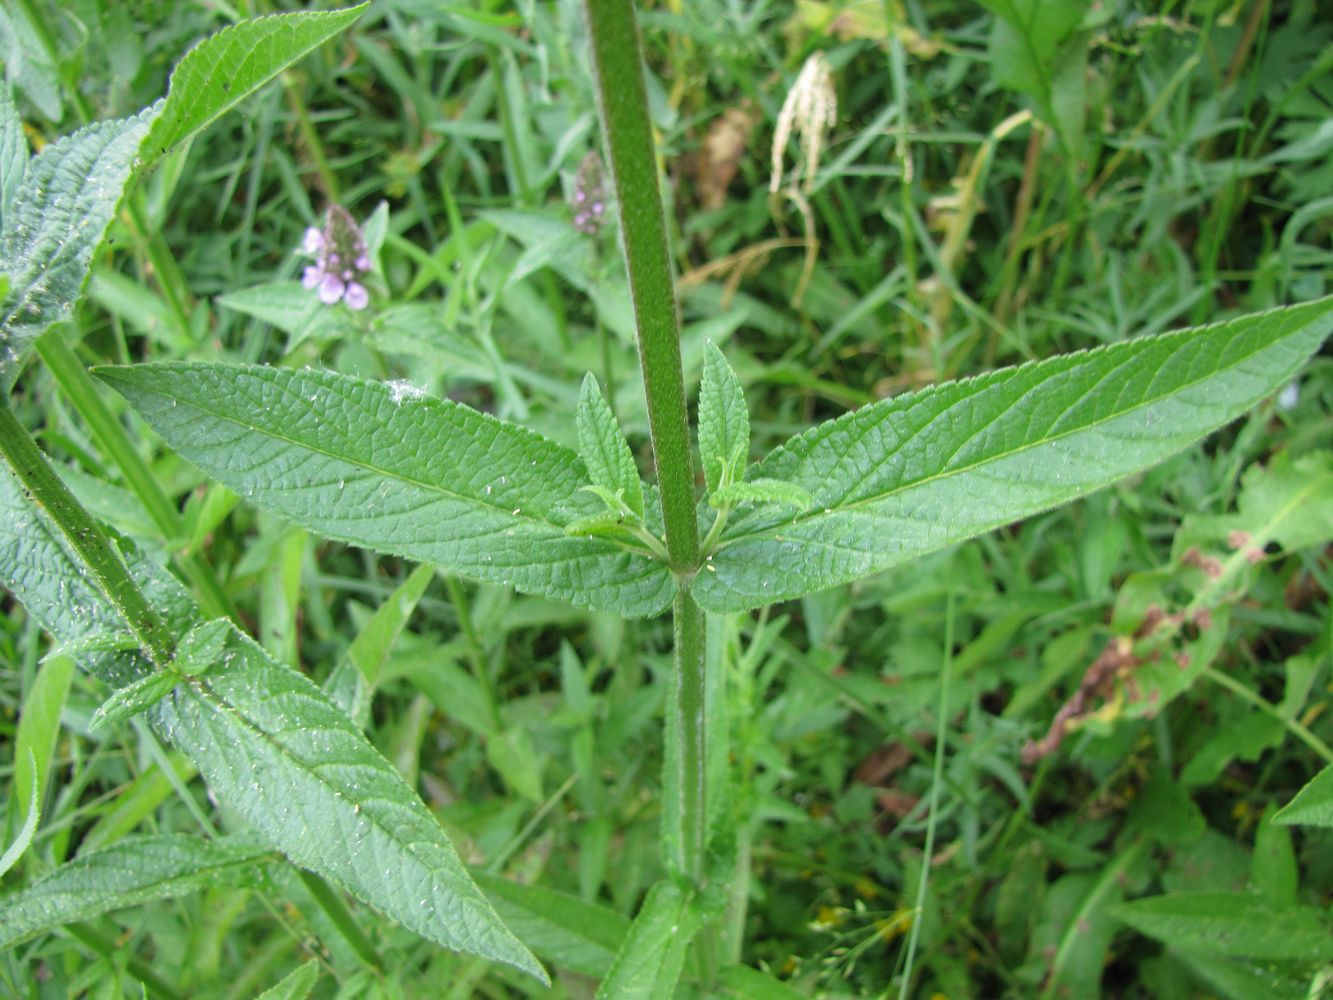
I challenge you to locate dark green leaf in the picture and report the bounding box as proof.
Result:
[0,834,271,950]
[97,363,675,617]
[154,621,547,982]
[695,298,1333,613]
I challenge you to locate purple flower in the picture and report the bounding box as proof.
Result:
[298,205,372,310]
[572,152,608,235]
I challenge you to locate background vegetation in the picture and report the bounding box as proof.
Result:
[2,0,1331,996]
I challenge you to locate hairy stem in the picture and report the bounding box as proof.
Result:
[0,403,173,666]
[585,1,717,979]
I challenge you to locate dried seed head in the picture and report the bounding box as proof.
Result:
[771,52,837,194]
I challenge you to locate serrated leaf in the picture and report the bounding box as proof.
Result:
[0,88,27,231]
[152,621,547,982]
[0,107,155,389]
[0,834,271,950]
[1274,764,1333,828]
[595,880,702,1000]
[695,298,1333,613]
[709,478,812,512]
[88,670,179,732]
[577,373,644,519]
[0,460,199,688]
[699,341,750,493]
[0,6,365,389]
[472,869,630,978]
[142,5,369,163]
[173,618,232,676]
[96,363,675,617]
[1109,891,1333,961]
[255,960,320,1000]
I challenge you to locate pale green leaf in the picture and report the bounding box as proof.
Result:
[88,670,178,733]
[346,563,433,686]
[595,880,701,1000]
[255,960,320,1000]
[699,341,749,493]
[97,363,675,617]
[173,619,232,676]
[0,87,26,231]
[717,964,810,999]
[577,373,644,519]
[1274,764,1333,828]
[0,107,155,388]
[0,751,38,878]
[709,479,812,512]
[472,869,630,978]
[218,280,351,346]
[142,5,369,163]
[0,7,60,121]
[12,652,72,831]
[0,834,271,950]
[153,622,547,982]
[695,298,1333,613]
[1109,892,1333,961]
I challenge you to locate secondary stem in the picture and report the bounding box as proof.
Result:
[0,403,173,666]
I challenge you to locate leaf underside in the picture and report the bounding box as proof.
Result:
[695,297,1333,612]
[97,363,675,617]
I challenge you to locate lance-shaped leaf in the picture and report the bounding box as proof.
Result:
[595,880,702,1000]
[0,834,272,951]
[1108,891,1333,961]
[0,5,367,389]
[0,87,26,231]
[1275,764,1333,828]
[0,107,155,389]
[698,341,749,493]
[577,373,644,519]
[694,298,1333,613]
[142,5,368,163]
[97,363,676,617]
[153,621,547,982]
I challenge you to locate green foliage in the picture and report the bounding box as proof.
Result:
[155,620,546,982]
[2,1,1333,997]
[96,362,675,617]
[695,299,1333,613]
[0,834,272,950]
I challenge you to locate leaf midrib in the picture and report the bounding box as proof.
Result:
[116,371,578,535]
[720,319,1311,548]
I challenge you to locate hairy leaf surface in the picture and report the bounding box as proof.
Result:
[0,834,271,950]
[698,341,749,493]
[153,622,547,982]
[0,108,154,388]
[595,880,701,1000]
[98,363,675,617]
[695,299,1333,612]
[143,5,368,162]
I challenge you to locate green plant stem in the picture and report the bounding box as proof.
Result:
[899,587,953,998]
[127,193,195,345]
[66,923,182,1000]
[1201,667,1333,764]
[443,575,501,733]
[284,73,341,201]
[585,0,700,574]
[35,333,237,623]
[0,403,173,666]
[296,869,385,971]
[586,4,716,982]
